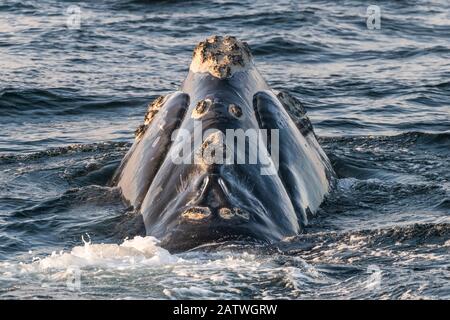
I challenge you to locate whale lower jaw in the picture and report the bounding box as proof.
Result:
[158,224,267,252]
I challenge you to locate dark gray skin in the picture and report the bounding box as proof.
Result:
[113,36,335,251]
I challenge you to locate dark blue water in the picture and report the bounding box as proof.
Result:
[0,0,449,299]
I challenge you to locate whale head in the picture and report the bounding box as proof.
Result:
[114,36,334,251]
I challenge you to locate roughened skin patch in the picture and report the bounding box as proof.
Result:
[181,207,211,221]
[134,95,166,139]
[190,35,253,79]
[218,208,250,220]
[276,91,315,136]
[144,95,166,126]
[191,99,212,119]
[277,91,306,117]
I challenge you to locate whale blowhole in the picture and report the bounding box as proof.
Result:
[189,35,253,79]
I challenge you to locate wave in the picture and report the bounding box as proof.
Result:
[278,222,450,255]
[0,141,130,164]
[321,131,450,152]
[1,221,447,299]
[0,2,37,11]
[251,36,328,57]
[0,88,150,117]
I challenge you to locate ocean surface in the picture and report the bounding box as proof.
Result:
[0,0,449,299]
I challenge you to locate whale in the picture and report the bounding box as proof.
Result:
[112,35,335,251]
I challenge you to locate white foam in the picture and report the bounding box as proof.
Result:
[34,236,180,271]
[337,177,358,190]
